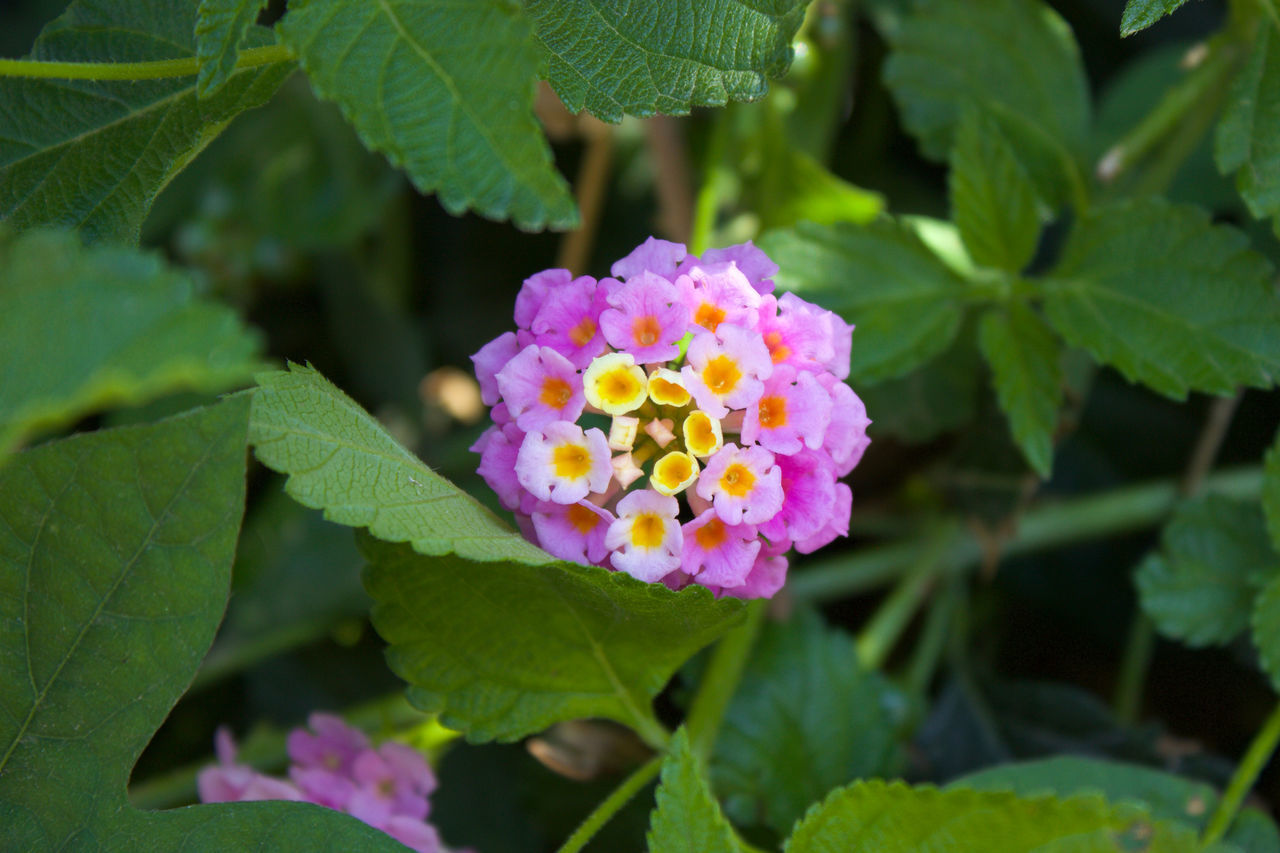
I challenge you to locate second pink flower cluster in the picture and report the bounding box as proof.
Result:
[471,238,870,598]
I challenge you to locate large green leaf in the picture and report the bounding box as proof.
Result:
[0,230,264,461]
[1040,198,1280,399]
[648,729,742,853]
[1215,25,1280,224]
[1136,495,1280,648]
[1120,1,1192,37]
[760,219,973,384]
[0,0,291,244]
[0,399,405,849]
[783,780,1198,852]
[712,609,903,837]
[883,0,1090,209]
[977,304,1063,478]
[249,365,549,564]
[954,756,1280,851]
[950,109,1042,273]
[525,0,806,123]
[361,536,743,743]
[278,0,575,231]
[195,0,270,97]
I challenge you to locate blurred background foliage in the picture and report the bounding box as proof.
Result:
[6,0,1280,848]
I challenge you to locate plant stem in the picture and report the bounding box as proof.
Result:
[684,599,767,760]
[855,525,953,671]
[0,43,294,81]
[557,120,615,275]
[905,574,961,696]
[556,755,663,853]
[1113,393,1242,722]
[689,112,729,255]
[1202,702,1280,846]
[789,467,1263,603]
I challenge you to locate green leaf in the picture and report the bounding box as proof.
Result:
[783,780,1199,852]
[0,230,264,461]
[1121,1,1193,37]
[950,109,1042,272]
[649,729,742,853]
[1136,495,1280,648]
[0,0,291,244]
[1253,572,1280,692]
[1040,198,1280,399]
[0,399,405,848]
[977,304,1063,478]
[195,0,269,97]
[1266,428,1280,553]
[524,0,807,123]
[360,536,743,742]
[756,140,885,232]
[713,610,904,837]
[883,0,1090,209]
[759,219,973,384]
[249,364,549,564]
[1215,25,1280,223]
[278,0,576,231]
[953,756,1280,851]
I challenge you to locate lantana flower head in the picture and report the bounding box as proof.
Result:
[200,714,458,853]
[471,239,870,599]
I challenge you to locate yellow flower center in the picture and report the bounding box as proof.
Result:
[720,462,755,498]
[682,411,722,458]
[695,517,729,550]
[584,353,648,414]
[694,302,727,332]
[630,513,666,548]
[652,451,698,496]
[702,355,742,396]
[569,317,597,347]
[566,503,602,534]
[648,375,690,407]
[552,443,592,479]
[758,395,788,429]
[539,376,573,408]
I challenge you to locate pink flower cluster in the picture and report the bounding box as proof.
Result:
[198,713,453,853]
[471,238,871,598]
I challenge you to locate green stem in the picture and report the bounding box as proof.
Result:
[1113,614,1156,724]
[1096,38,1238,186]
[0,43,293,81]
[1202,702,1280,846]
[556,755,663,853]
[684,599,767,759]
[689,113,729,255]
[855,525,953,670]
[905,574,961,696]
[790,467,1263,604]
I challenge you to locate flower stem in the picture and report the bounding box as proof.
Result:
[684,599,767,759]
[1202,701,1280,847]
[905,573,961,696]
[789,467,1263,604]
[689,112,730,255]
[556,755,663,853]
[855,524,953,671]
[0,43,293,81]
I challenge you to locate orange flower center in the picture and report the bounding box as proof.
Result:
[552,444,591,479]
[695,517,729,550]
[720,463,755,497]
[630,513,666,548]
[764,331,790,364]
[694,302,727,332]
[540,376,573,408]
[569,318,597,347]
[758,395,788,429]
[566,503,601,534]
[702,355,742,395]
[633,315,662,347]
